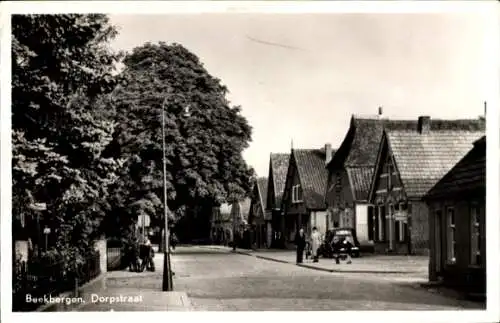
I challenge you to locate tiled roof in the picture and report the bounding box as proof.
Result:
[256,177,268,210]
[294,148,335,209]
[345,116,485,167]
[425,136,485,199]
[388,130,485,198]
[270,153,290,208]
[346,167,374,201]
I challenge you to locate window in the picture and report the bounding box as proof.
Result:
[470,204,482,265]
[400,202,407,211]
[387,160,393,189]
[447,207,456,264]
[395,220,406,242]
[292,185,303,203]
[334,173,341,203]
[335,173,341,188]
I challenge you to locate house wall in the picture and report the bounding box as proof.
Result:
[283,157,307,242]
[326,168,355,230]
[355,204,369,243]
[410,201,429,255]
[310,211,327,235]
[370,140,429,255]
[427,195,486,293]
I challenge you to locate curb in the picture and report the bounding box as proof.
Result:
[234,249,421,275]
[200,245,424,275]
[255,255,290,265]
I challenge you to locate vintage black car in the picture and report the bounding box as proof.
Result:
[318,228,361,258]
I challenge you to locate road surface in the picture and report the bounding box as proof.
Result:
[171,246,484,311]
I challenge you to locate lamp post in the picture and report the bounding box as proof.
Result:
[160,91,191,292]
[161,95,174,292]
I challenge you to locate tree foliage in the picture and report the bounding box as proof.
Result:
[12,14,123,263]
[106,42,255,233]
[12,15,255,263]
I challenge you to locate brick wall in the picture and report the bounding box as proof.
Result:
[410,201,429,255]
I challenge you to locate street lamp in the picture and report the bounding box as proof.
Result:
[161,92,191,292]
[161,95,174,292]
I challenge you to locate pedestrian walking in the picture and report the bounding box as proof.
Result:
[295,228,306,264]
[170,232,178,251]
[310,227,322,263]
[332,236,353,264]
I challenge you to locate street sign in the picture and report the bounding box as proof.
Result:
[137,214,150,227]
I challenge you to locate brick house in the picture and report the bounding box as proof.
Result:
[266,153,290,248]
[324,111,424,248]
[423,136,486,294]
[368,116,485,255]
[282,145,335,246]
[248,177,270,248]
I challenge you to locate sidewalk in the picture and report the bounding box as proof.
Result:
[199,245,428,278]
[72,252,192,311]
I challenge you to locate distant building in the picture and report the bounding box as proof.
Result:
[266,153,290,248]
[281,145,335,247]
[368,116,485,255]
[248,177,270,248]
[210,198,251,245]
[424,136,485,294]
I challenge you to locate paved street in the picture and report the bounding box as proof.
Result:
[172,246,484,311]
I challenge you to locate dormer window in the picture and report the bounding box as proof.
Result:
[292,185,303,203]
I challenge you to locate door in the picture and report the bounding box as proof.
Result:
[435,210,443,275]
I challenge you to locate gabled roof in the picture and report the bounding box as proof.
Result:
[331,115,485,201]
[256,177,268,210]
[269,153,289,209]
[346,167,374,201]
[424,136,486,200]
[386,129,484,198]
[331,115,485,168]
[293,147,335,209]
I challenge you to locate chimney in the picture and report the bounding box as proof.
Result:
[484,101,487,116]
[378,106,383,119]
[418,116,431,134]
[325,143,332,165]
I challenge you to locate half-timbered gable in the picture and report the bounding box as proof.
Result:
[368,116,485,255]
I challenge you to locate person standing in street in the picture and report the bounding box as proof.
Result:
[295,227,306,264]
[310,227,322,263]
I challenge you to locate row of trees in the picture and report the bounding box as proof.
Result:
[12,14,255,266]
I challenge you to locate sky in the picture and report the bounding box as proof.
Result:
[108,11,494,177]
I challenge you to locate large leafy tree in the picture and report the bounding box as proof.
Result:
[106,42,255,239]
[11,14,122,263]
